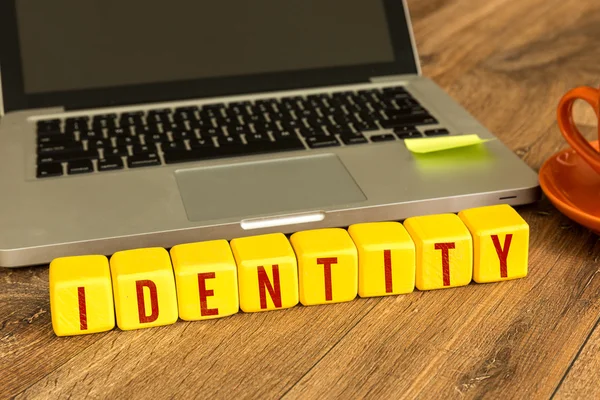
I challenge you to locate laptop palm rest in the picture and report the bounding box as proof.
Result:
[174,154,366,222]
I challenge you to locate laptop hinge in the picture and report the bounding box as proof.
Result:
[369,74,417,84]
[0,64,5,117]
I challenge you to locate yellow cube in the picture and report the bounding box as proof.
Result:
[49,255,115,336]
[230,233,299,312]
[171,240,239,321]
[110,248,178,330]
[348,222,415,297]
[290,228,358,305]
[404,214,473,290]
[458,204,529,283]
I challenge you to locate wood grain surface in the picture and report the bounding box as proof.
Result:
[3,0,600,398]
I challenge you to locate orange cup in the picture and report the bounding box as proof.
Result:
[557,86,600,174]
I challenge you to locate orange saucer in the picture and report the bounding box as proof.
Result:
[539,140,600,233]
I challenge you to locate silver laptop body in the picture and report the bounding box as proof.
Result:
[0,0,540,267]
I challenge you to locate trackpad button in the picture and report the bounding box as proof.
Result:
[174,154,366,222]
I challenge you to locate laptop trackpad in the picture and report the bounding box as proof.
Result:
[174,154,366,222]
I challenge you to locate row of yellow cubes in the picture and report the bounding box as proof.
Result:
[49,204,529,336]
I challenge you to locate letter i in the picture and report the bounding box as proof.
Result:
[78,286,87,330]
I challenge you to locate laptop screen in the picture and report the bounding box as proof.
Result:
[1,0,417,111]
[16,0,396,94]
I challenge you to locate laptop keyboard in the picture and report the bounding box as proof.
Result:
[35,86,447,178]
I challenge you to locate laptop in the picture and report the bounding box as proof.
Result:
[0,0,540,267]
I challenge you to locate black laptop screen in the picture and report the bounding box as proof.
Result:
[16,0,396,94]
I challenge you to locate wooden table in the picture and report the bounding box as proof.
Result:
[3,0,600,398]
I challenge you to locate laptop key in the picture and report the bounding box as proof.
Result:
[87,138,113,148]
[37,120,62,134]
[98,156,124,171]
[217,136,243,147]
[92,115,117,130]
[279,99,302,112]
[81,129,104,140]
[393,99,422,109]
[247,137,305,152]
[202,103,225,112]
[382,92,412,101]
[379,115,438,128]
[135,124,161,135]
[64,121,88,133]
[189,138,215,149]
[36,126,62,136]
[272,130,296,141]
[175,106,199,113]
[127,152,161,168]
[104,146,130,157]
[226,124,251,135]
[148,108,172,115]
[144,133,166,143]
[132,144,157,155]
[199,126,224,136]
[198,110,220,121]
[173,111,195,122]
[395,130,422,139]
[38,133,76,145]
[424,128,450,136]
[116,136,140,147]
[37,119,61,129]
[298,126,327,138]
[191,117,216,128]
[229,101,251,111]
[354,120,379,132]
[382,87,410,95]
[147,113,170,124]
[252,122,277,132]
[93,113,117,121]
[405,108,430,117]
[339,132,368,145]
[106,127,131,137]
[163,149,207,164]
[38,143,84,154]
[67,159,94,175]
[305,116,329,128]
[162,122,179,132]
[305,136,340,149]
[162,141,187,151]
[38,150,98,164]
[280,116,301,129]
[119,114,143,127]
[172,129,197,141]
[121,111,144,117]
[37,162,63,178]
[247,113,269,124]
[330,114,352,126]
[64,117,89,129]
[370,134,396,142]
[394,125,417,132]
[245,133,271,143]
[331,126,355,136]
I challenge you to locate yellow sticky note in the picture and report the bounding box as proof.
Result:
[348,222,415,297]
[404,214,473,290]
[290,228,358,306]
[171,240,239,321]
[458,204,529,283]
[405,134,493,154]
[231,233,299,313]
[110,248,179,331]
[49,255,115,336]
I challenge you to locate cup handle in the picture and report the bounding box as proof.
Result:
[557,86,600,170]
